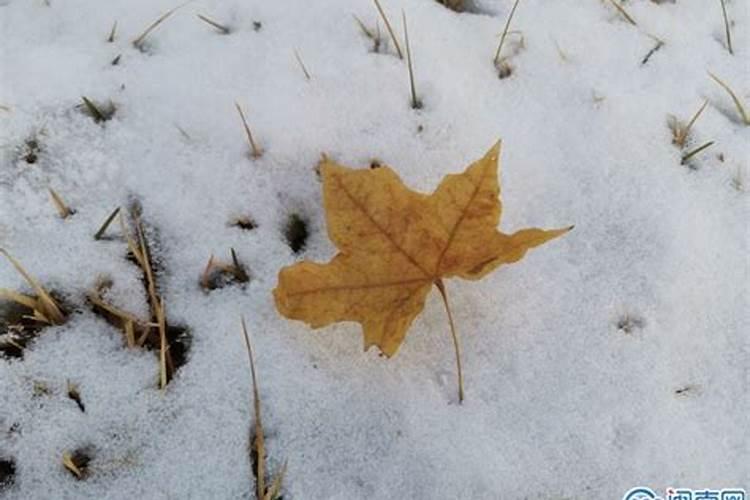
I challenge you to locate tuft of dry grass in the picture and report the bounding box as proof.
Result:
[90,207,187,387]
[372,0,403,59]
[0,248,66,325]
[708,72,749,125]
[200,248,250,290]
[240,318,285,500]
[235,102,263,159]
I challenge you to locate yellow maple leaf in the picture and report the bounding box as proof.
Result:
[273,141,571,401]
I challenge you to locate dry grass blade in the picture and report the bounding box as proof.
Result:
[234,102,263,158]
[0,289,41,312]
[681,140,715,165]
[402,11,420,110]
[81,96,106,123]
[263,461,287,500]
[241,318,266,499]
[293,49,311,81]
[62,452,83,479]
[0,248,65,324]
[672,100,708,147]
[373,0,403,59]
[708,72,749,125]
[94,206,121,240]
[719,0,733,55]
[132,1,190,49]
[196,13,230,34]
[200,254,216,289]
[494,0,521,65]
[107,20,117,42]
[157,298,168,389]
[48,188,74,219]
[231,248,250,283]
[353,14,375,39]
[124,319,136,348]
[607,0,637,26]
[88,288,144,331]
[119,213,145,272]
[133,218,162,337]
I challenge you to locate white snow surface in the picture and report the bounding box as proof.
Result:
[0,0,748,498]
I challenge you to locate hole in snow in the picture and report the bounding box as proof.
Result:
[283,213,309,254]
[616,314,645,335]
[0,458,15,490]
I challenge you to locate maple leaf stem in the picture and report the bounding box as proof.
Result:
[434,279,464,404]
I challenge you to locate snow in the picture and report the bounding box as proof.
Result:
[0,0,748,498]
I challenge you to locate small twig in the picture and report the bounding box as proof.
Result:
[196,13,230,34]
[48,188,74,219]
[94,206,121,240]
[234,102,263,158]
[681,141,715,165]
[293,49,311,81]
[107,20,117,42]
[607,0,637,26]
[708,72,749,125]
[402,11,420,110]
[132,1,190,49]
[494,0,521,65]
[719,0,733,55]
[372,0,403,59]
[435,279,464,403]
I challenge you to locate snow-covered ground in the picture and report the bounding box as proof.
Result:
[0,0,748,498]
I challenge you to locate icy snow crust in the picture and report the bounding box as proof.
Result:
[0,0,748,498]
